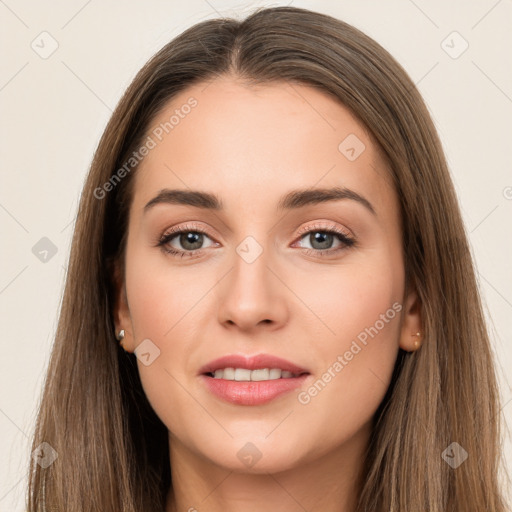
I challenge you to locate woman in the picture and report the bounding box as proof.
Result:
[27,6,509,511]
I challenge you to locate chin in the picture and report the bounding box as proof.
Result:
[197,438,306,474]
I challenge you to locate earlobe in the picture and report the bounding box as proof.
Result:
[111,261,132,351]
[398,288,423,352]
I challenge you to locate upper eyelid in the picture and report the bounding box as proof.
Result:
[160,222,354,247]
[162,220,352,236]
[295,221,353,237]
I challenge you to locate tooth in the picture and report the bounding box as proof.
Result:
[251,368,270,381]
[234,368,252,381]
[210,367,300,380]
[268,368,282,380]
[223,367,235,380]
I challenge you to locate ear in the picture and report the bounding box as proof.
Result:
[398,287,423,352]
[111,259,133,352]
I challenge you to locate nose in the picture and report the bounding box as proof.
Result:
[217,241,289,333]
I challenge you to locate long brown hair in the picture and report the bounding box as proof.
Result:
[27,6,509,511]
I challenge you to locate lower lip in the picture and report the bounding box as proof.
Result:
[200,374,310,405]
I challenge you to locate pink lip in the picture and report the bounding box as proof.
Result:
[198,353,309,375]
[200,374,310,406]
[198,353,310,406]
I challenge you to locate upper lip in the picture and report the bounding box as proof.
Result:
[199,354,310,375]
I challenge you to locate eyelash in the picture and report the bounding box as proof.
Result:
[155,222,356,259]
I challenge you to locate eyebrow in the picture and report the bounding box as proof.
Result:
[143,186,376,216]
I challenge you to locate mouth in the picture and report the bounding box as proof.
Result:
[198,354,311,405]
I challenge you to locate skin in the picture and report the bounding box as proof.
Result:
[114,75,422,512]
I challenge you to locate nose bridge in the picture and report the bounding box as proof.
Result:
[234,234,270,291]
[217,231,288,330]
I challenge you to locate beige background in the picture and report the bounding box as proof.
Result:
[1,0,511,509]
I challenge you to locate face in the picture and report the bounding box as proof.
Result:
[114,76,421,474]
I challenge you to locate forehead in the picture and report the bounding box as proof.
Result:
[131,76,395,218]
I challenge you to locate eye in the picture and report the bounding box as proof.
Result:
[155,221,356,259]
[156,223,217,259]
[293,222,355,257]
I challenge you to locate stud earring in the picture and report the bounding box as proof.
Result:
[116,329,126,349]
[413,332,421,348]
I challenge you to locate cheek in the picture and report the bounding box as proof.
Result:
[125,245,204,340]
[292,253,402,348]
[293,256,403,436]
[123,246,227,437]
